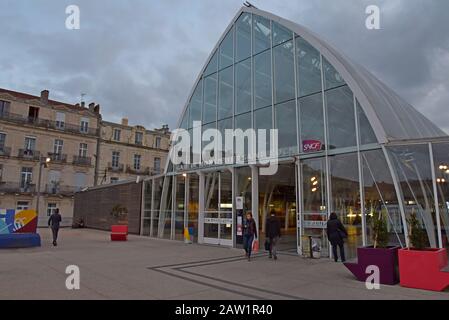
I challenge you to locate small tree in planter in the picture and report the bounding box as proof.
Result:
[110,204,128,225]
[373,210,389,249]
[344,208,400,285]
[399,212,449,291]
[407,212,427,250]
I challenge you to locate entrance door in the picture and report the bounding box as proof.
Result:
[203,171,233,246]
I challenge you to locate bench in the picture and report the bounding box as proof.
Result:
[110,225,128,241]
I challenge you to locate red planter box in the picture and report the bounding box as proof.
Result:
[398,248,449,291]
[111,225,128,241]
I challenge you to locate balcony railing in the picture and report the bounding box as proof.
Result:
[18,149,41,161]
[126,165,151,175]
[48,153,67,163]
[108,163,124,172]
[0,182,36,193]
[0,112,98,136]
[45,184,79,195]
[0,147,11,157]
[73,156,92,166]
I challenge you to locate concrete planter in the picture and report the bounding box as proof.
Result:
[344,246,400,285]
[398,248,449,291]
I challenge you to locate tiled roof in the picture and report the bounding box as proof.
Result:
[0,87,89,112]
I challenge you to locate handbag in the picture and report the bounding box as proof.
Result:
[337,229,347,239]
[252,239,259,253]
[264,239,270,251]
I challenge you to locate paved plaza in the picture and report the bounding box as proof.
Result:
[0,228,448,300]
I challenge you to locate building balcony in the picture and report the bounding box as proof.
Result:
[73,155,92,166]
[108,163,124,172]
[18,149,41,161]
[48,153,67,163]
[0,182,36,194]
[45,184,79,195]
[126,165,151,175]
[0,112,98,136]
[0,146,11,157]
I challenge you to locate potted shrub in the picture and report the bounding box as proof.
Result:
[398,212,449,291]
[344,209,400,285]
[110,204,128,226]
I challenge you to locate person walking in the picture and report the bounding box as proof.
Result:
[265,210,281,260]
[48,208,62,246]
[326,212,348,262]
[243,212,257,261]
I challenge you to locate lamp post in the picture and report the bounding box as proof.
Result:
[36,156,51,216]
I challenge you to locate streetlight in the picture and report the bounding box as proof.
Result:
[35,156,51,215]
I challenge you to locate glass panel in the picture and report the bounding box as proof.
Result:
[180,106,189,129]
[174,176,186,241]
[323,57,345,90]
[218,66,233,120]
[205,172,219,211]
[204,212,219,239]
[158,176,173,239]
[357,101,378,145]
[329,153,362,260]
[296,37,322,97]
[253,14,271,54]
[254,50,272,110]
[275,100,297,157]
[362,149,403,247]
[301,158,328,257]
[189,80,202,128]
[326,85,357,149]
[203,73,217,124]
[431,143,449,249]
[254,106,272,158]
[259,164,297,251]
[218,117,233,163]
[235,58,252,115]
[151,177,163,237]
[188,174,199,243]
[235,13,252,62]
[219,28,234,70]
[389,145,438,248]
[234,112,252,163]
[202,122,217,162]
[220,171,233,212]
[236,167,252,214]
[299,93,325,153]
[272,21,292,46]
[204,51,218,76]
[274,40,295,104]
[144,180,153,218]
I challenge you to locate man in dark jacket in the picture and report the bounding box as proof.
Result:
[265,211,281,260]
[326,212,348,262]
[48,208,62,246]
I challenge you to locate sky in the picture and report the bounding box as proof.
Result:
[0,0,448,133]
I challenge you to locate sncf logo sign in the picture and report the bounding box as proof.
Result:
[303,140,322,153]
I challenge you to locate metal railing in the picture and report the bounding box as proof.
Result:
[108,162,124,172]
[45,184,79,195]
[18,149,41,161]
[72,155,92,166]
[0,147,11,157]
[126,165,151,175]
[0,182,36,193]
[0,111,98,136]
[48,153,67,163]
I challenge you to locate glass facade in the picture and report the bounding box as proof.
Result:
[147,9,449,260]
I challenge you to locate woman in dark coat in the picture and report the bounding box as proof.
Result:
[326,212,348,262]
[243,212,257,261]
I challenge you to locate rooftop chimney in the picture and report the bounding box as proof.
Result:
[81,101,85,108]
[88,102,95,112]
[94,104,100,114]
[40,90,49,104]
[121,118,129,126]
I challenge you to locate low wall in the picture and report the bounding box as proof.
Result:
[73,181,143,235]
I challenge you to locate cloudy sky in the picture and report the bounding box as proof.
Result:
[0,0,448,133]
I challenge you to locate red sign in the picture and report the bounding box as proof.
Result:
[303,140,322,153]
